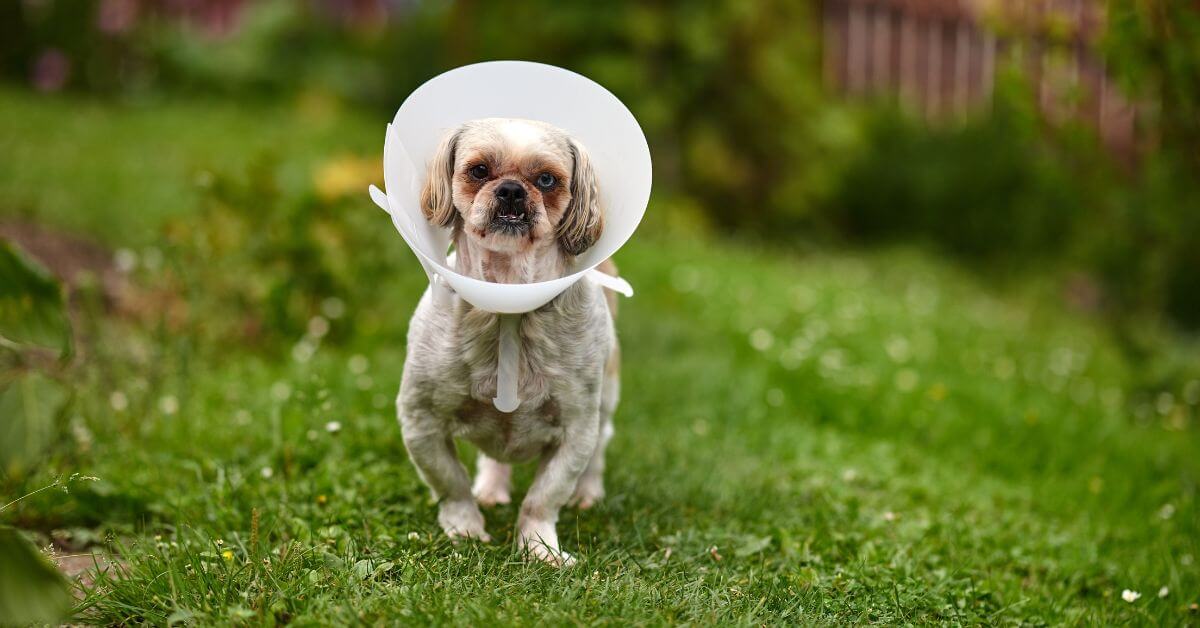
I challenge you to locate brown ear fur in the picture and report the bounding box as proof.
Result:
[557,139,604,256]
[419,128,461,228]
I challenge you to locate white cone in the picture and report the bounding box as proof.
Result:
[369,61,652,410]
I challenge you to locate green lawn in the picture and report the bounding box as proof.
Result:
[1,89,1198,625]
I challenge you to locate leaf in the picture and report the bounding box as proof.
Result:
[0,526,73,624]
[321,551,345,570]
[734,535,773,558]
[373,561,395,578]
[0,372,69,476]
[352,558,372,579]
[0,239,71,356]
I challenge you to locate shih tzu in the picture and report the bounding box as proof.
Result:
[397,118,620,566]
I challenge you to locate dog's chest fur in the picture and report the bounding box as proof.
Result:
[401,279,611,462]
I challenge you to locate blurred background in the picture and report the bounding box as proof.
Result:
[3,0,1198,327]
[1,0,1199,623]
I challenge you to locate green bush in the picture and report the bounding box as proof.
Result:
[823,99,1085,264]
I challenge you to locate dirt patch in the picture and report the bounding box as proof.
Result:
[0,219,189,330]
[0,220,128,308]
[53,551,123,600]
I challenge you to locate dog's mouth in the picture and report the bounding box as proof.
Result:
[487,205,532,235]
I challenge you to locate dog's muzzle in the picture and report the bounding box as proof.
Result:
[489,180,531,233]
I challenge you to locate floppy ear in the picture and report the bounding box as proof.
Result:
[558,139,604,256]
[419,128,461,228]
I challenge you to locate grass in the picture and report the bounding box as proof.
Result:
[1,89,1198,625]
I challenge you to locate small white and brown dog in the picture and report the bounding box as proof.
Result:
[397,118,620,566]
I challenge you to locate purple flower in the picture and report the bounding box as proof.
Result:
[32,49,70,92]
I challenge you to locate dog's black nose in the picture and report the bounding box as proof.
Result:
[494,181,526,203]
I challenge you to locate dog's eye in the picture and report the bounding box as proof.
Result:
[536,173,556,189]
[468,164,489,180]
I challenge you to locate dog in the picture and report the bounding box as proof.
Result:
[397,118,620,566]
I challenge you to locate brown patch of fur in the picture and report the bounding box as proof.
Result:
[482,252,512,283]
[454,396,563,442]
[456,171,486,196]
[538,184,568,215]
[537,397,562,426]
[455,397,514,443]
[605,343,620,381]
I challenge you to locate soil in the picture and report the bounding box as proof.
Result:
[0,220,127,308]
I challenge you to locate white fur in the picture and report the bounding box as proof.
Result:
[398,278,617,566]
[397,119,618,566]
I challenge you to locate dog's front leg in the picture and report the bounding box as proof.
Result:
[400,414,490,542]
[517,414,599,566]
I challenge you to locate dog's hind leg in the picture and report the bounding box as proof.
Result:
[472,453,512,507]
[571,345,619,510]
[573,338,624,511]
[570,417,612,510]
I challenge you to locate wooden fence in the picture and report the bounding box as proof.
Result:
[820,0,1138,155]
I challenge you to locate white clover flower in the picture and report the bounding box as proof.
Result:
[1121,589,1141,603]
[292,340,316,363]
[306,316,330,339]
[260,467,274,479]
[885,336,911,363]
[114,248,138,273]
[749,328,774,352]
[1158,586,1169,598]
[320,297,346,320]
[270,381,292,402]
[670,266,701,294]
[158,395,179,416]
[325,421,342,434]
[895,369,919,392]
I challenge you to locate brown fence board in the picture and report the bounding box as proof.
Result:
[820,0,1137,156]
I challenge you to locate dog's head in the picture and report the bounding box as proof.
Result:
[420,118,603,257]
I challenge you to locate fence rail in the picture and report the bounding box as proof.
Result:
[820,0,1137,155]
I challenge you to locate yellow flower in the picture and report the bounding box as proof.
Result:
[314,155,380,202]
[222,550,234,561]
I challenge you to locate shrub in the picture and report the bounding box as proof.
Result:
[823,99,1086,265]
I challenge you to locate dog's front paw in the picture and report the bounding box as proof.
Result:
[523,542,576,567]
[569,476,605,510]
[517,518,575,567]
[438,499,491,542]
